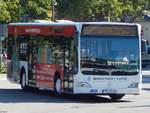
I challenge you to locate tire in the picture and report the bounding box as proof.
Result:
[109,94,125,100]
[21,72,28,91]
[54,76,62,95]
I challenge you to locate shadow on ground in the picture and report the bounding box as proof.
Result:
[0,88,130,104]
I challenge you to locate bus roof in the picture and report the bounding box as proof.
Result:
[9,21,140,25]
[8,21,76,37]
[8,21,141,37]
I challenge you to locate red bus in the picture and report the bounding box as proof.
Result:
[7,21,142,100]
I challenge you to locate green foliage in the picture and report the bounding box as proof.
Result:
[90,0,122,21]
[0,0,11,23]
[0,0,149,22]
[21,0,52,20]
[56,0,97,21]
[6,0,22,22]
[0,60,6,73]
[56,0,150,22]
[119,0,150,21]
[0,0,52,23]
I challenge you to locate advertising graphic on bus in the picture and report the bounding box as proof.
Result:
[7,21,142,100]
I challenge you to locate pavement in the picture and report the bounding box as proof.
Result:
[0,73,7,81]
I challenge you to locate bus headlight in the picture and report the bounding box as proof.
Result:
[128,82,139,88]
[77,82,92,87]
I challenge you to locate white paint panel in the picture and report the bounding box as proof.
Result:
[73,72,141,95]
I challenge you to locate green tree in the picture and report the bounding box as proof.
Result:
[56,0,123,21]
[91,0,122,21]
[56,0,150,22]
[0,0,52,23]
[0,0,11,23]
[20,0,52,21]
[120,0,150,22]
[0,0,149,23]
[6,0,21,22]
[56,0,96,21]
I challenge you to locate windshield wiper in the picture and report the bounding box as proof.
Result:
[111,70,138,75]
[82,69,109,75]
[81,60,117,69]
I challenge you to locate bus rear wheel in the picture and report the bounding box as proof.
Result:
[109,94,125,100]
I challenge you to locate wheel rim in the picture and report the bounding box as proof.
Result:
[22,73,26,87]
[55,78,61,94]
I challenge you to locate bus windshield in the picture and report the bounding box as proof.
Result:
[80,36,139,75]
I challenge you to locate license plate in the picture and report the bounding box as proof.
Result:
[102,89,116,94]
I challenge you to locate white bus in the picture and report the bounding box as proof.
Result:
[7,21,142,100]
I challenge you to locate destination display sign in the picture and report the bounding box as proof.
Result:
[82,25,138,36]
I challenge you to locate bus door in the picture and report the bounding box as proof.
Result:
[11,43,20,82]
[28,41,37,86]
[63,39,74,93]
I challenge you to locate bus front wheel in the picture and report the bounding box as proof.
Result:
[109,94,125,100]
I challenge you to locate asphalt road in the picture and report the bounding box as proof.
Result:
[0,72,150,113]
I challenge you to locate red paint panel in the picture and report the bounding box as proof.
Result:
[35,64,57,88]
[8,25,15,35]
[35,64,64,89]
[8,25,76,37]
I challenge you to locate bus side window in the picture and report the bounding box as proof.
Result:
[37,46,53,64]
